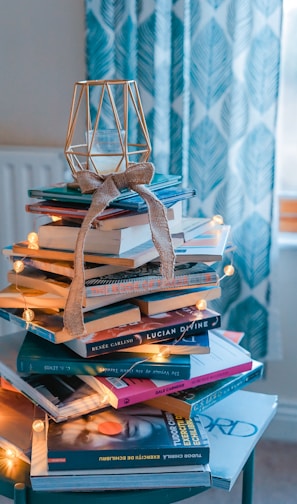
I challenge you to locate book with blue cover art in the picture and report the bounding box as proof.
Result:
[37,403,210,472]
[200,390,278,490]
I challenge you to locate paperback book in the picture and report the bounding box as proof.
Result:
[0,331,108,423]
[3,250,127,280]
[7,261,219,299]
[200,390,278,490]
[144,359,264,418]
[174,224,232,263]
[30,460,211,491]
[64,306,221,358]
[81,331,253,409]
[25,199,183,230]
[131,285,221,316]
[17,331,195,380]
[117,331,210,355]
[0,302,141,344]
[10,237,163,268]
[33,403,210,471]
[27,172,182,205]
[0,388,43,464]
[37,220,154,255]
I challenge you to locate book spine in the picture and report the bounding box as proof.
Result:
[47,445,209,471]
[104,362,253,409]
[83,315,220,357]
[17,357,191,380]
[147,362,264,418]
[84,272,217,297]
[189,363,264,416]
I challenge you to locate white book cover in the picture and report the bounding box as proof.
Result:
[200,390,278,490]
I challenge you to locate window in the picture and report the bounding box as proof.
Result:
[277,0,297,232]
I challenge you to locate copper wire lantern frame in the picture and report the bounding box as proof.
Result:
[64,79,152,178]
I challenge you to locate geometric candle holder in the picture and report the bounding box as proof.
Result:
[64,79,152,179]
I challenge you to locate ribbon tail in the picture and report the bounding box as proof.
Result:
[134,185,176,279]
[63,179,120,338]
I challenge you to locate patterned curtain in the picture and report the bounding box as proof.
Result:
[85,0,283,360]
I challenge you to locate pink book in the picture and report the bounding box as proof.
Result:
[82,331,253,409]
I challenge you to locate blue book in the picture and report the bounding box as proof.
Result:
[145,359,264,417]
[17,331,194,380]
[200,390,278,490]
[27,172,182,206]
[32,403,210,472]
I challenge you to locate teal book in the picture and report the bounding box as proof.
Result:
[33,403,210,471]
[27,172,182,205]
[145,359,264,418]
[200,390,278,490]
[17,331,193,380]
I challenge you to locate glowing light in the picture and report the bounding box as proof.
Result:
[153,349,171,361]
[22,308,35,322]
[32,419,45,433]
[212,214,224,225]
[5,448,16,460]
[195,299,207,311]
[224,264,235,276]
[13,260,25,273]
[27,232,39,250]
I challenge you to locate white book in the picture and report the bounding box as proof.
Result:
[200,390,278,490]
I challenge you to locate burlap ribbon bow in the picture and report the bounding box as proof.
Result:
[63,162,176,338]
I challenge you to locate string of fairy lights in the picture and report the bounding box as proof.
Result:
[3,213,236,461]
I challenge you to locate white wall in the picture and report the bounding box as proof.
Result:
[0,0,296,442]
[0,0,86,147]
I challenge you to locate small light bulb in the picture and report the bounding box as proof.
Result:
[196,299,207,311]
[32,419,45,433]
[5,448,16,460]
[13,260,25,273]
[212,214,224,225]
[22,308,35,322]
[224,264,235,276]
[27,232,39,250]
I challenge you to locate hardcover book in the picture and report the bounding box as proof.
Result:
[131,285,221,316]
[0,302,141,344]
[7,261,219,299]
[64,306,221,358]
[17,331,195,380]
[81,331,253,409]
[33,403,210,471]
[0,331,108,423]
[200,390,278,490]
[144,359,264,418]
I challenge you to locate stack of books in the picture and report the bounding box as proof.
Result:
[0,172,275,493]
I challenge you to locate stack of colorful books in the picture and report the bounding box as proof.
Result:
[0,172,272,493]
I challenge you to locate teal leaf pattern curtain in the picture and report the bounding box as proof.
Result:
[84,0,282,360]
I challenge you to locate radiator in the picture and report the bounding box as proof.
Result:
[0,146,67,334]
